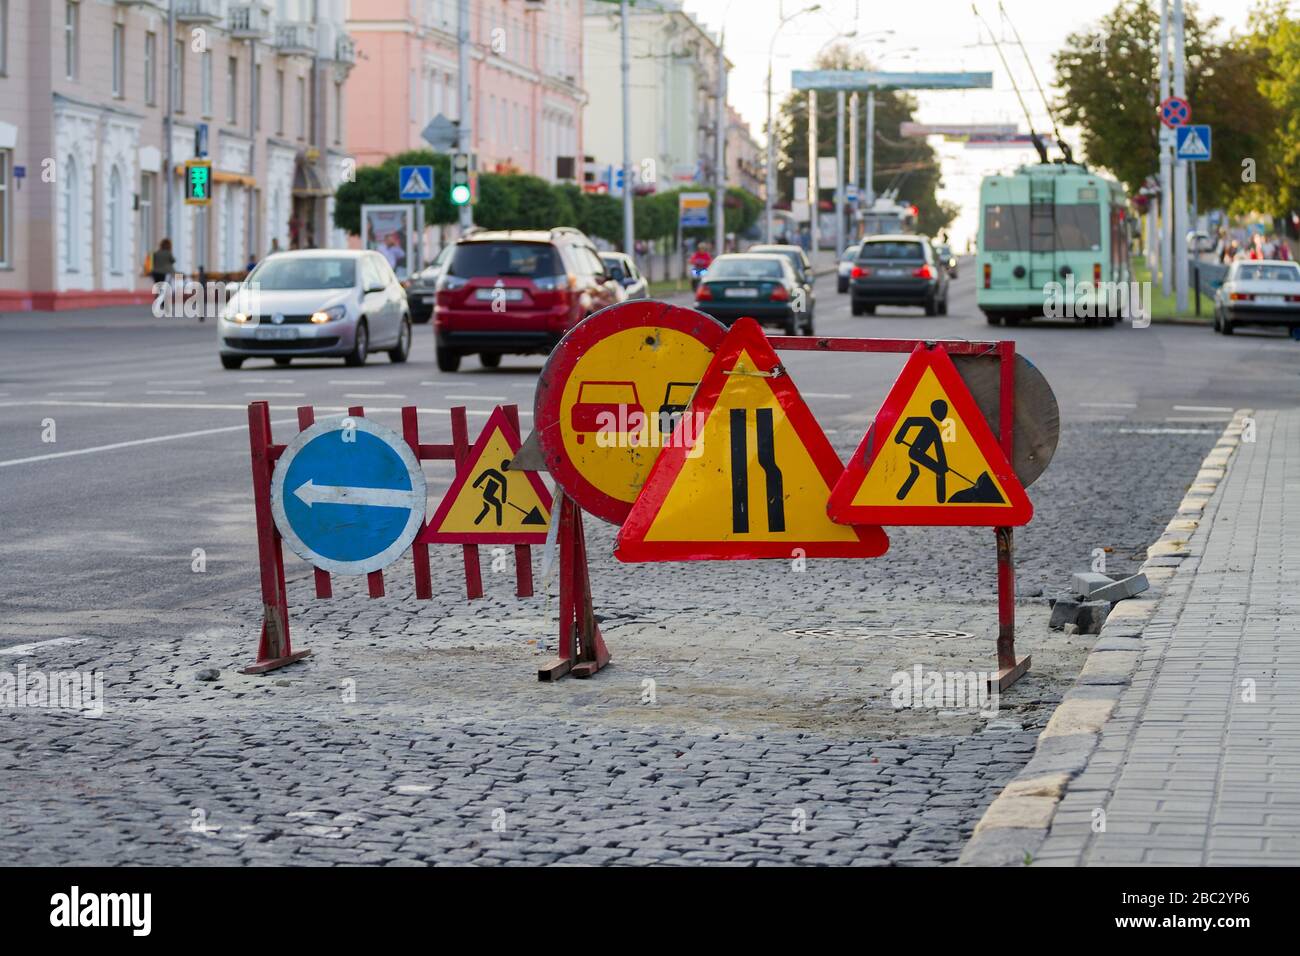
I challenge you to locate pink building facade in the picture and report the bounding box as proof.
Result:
[346,0,585,185]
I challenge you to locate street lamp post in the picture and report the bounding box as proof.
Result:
[764,4,820,244]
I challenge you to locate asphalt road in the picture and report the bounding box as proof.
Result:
[2,265,1294,635]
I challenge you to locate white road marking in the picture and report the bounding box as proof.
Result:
[0,399,528,418]
[0,420,294,469]
[1172,404,1233,413]
[331,379,387,385]
[0,638,86,656]
[148,380,203,386]
[1120,427,1216,435]
[1089,414,1129,421]
[1165,415,1232,423]
[1080,401,1137,408]
[147,389,207,396]
[802,392,853,400]
[60,381,113,387]
[47,391,106,397]
[443,394,508,401]
[247,392,306,398]
[343,393,406,399]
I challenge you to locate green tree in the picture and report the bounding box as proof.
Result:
[1052,0,1275,210]
[1246,2,1300,216]
[776,45,956,238]
[333,150,456,234]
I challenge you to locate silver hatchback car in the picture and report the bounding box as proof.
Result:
[219,249,412,369]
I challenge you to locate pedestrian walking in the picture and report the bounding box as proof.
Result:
[150,238,175,286]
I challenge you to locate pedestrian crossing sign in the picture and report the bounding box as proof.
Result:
[1175,125,1211,162]
[418,407,553,544]
[615,317,889,562]
[828,344,1033,527]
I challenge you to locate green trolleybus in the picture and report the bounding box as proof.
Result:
[977,163,1132,326]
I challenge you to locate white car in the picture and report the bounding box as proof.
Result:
[219,249,412,369]
[1213,259,1300,335]
[836,243,861,293]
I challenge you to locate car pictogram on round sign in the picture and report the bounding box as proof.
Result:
[1159,96,1191,128]
[534,301,727,525]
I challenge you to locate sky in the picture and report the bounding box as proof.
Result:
[681,0,1260,246]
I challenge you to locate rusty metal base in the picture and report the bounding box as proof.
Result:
[989,655,1030,694]
[241,649,312,675]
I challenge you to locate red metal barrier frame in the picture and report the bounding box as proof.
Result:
[241,401,536,675]
[768,334,1029,692]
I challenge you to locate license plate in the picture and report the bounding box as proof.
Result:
[423,295,437,304]
[255,327,298,340]
[1256,295,1284,305]
[724,288,759,298]
[877,268,905,277]
[475,288,524,301]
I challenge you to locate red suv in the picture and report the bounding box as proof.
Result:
[433,227,625,372]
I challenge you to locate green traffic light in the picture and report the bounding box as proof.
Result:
[450,183,471,205]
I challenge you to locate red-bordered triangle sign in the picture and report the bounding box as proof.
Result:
[418,406,553,545]
[616,316,889,561]
[828,344,1032,527]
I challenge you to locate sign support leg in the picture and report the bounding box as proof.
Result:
[991,341,1029,693]
[538,497,609,681]
[242,401,311,675]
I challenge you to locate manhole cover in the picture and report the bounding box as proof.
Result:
[784,626,974,640]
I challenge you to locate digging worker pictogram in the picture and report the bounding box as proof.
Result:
[473,460,511,526]
[894,400,950,502]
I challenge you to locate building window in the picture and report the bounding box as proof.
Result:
[64,1,79,81]
[111,24,124,97]
[275,69,285,134]
[226,56,238,124]
[296,75,305,139]
[144,32,157,105]
[0,149,9,268]
[173,40,185,112]
[140,172,155,263]
[333,80,342,145]
[108,167,123,275]
[63,157,79,272]
[201,51,212,116]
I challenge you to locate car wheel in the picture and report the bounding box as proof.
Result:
[388,318,412,364]
[436,344,462,372]
[274,357,292,367]
[220,355,244,370]
[1005,315,1021,327]
[986,313,1001,326]
[411,311,432,325]
[851,301,865,316]
[938,294,949,316]
[802,312,815,336]
[1221,317,1234,335]
[1212,310,1221,333]
[924,295,937,317]
[480,353,502,369]
[345,321,369,367]
[783,313,799,336]
[837,278,848,294]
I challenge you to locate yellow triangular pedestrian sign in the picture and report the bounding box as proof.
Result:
[616,317,889,561]
[828,344,1032,526]
[418,407,553,544]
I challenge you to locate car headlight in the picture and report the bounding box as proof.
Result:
[229,311,251,324]
[310,305,347,324]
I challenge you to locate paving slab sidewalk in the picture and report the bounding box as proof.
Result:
[962,408,1300,865]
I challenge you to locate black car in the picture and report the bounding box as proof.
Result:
[403,243,454,323]
[747,244,817,322]
[850,236,950,316]
[693,254,813,335]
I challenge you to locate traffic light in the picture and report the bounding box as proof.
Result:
[450,152,472,206]
[184,160,212,206]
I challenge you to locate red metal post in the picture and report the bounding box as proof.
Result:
[450,405,483,599]
[502,403,535,598]
[537,496,608,681]
[242,401,311,674]
[993,340,1028,691]
[297,405,333,600]
[348,404,386,599]
[402,405,434,600]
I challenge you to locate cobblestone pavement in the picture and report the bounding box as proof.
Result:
[1033,410,1300,865]
[0,420,1220,865]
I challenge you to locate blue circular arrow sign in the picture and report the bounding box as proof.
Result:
[270,417,428,575]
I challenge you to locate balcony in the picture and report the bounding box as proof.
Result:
[175,0,223,24]
[333,34,357,66]
[274,22,318,57]
[228,3,272,40]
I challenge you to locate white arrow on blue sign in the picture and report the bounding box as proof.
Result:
[1175,125,1211,162]
[271,416,428,575]
[399,165,435,201]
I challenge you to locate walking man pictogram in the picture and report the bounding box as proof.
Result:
[473,460,510,526]
[894,400,949,502]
